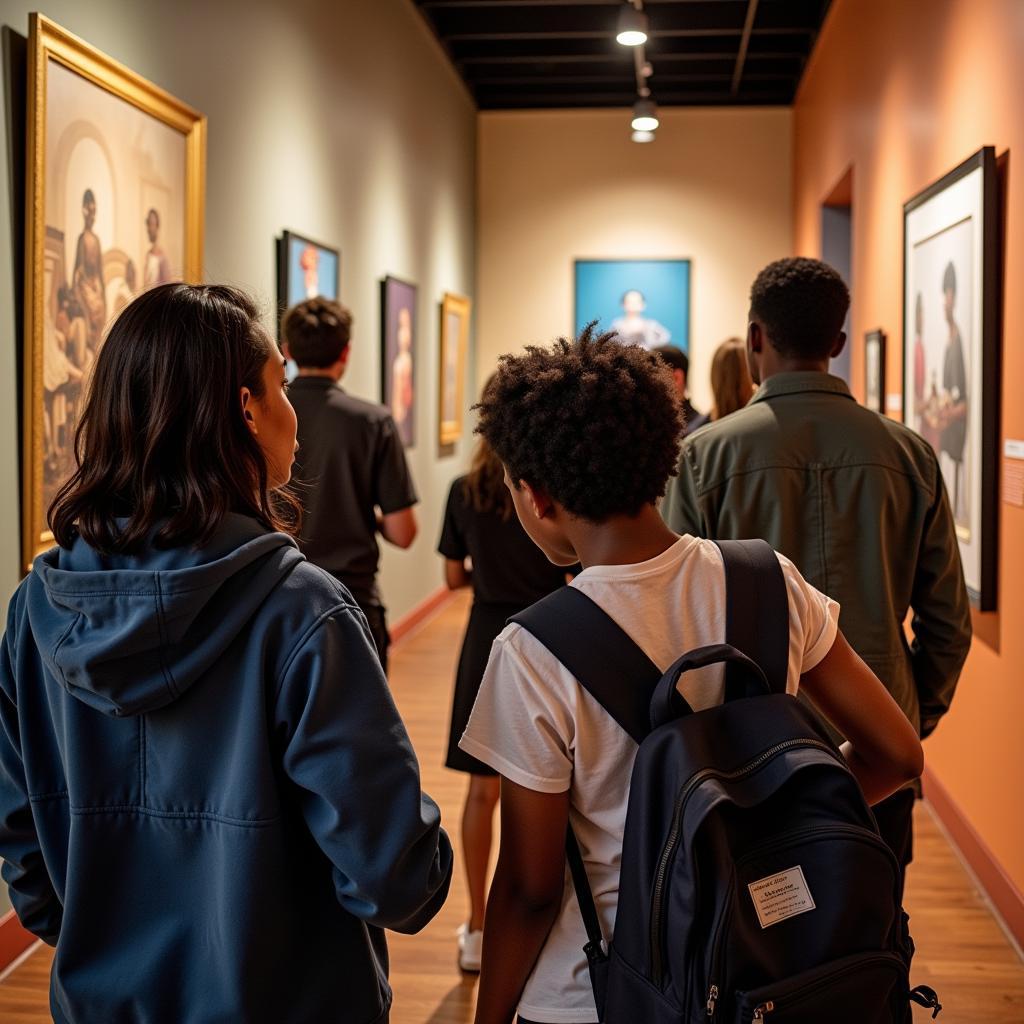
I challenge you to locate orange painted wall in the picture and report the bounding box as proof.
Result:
[794,0,1024,894]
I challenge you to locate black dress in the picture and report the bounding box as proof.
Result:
[438,477,569,774]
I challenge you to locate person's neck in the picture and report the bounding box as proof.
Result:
[297,367,343,381]
[567,505,680,570]
[759,356,830,381]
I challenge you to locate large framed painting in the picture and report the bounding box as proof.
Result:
[23,14,206,569]
[864,329,886,414]
[439,292,471,446]
[574,258,691,350]
[381,276,417,448]
[276,230,340,324]
[902,146,999,610]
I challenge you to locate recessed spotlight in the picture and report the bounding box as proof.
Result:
[616,6,649,46]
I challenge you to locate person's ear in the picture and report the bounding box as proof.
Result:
[240,386,258,437]
[831,331,847,359]
[520,480,554,519]
[748,321,763,353]
[281,341,292,361]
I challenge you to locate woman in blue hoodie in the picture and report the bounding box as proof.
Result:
[0,284,452,1023]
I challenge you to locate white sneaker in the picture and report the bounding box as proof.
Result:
[457,923,483,972]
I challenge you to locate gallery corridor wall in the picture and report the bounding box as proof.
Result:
[475,107,793,413]
[793,0,1024,936]
[0,0,477,626]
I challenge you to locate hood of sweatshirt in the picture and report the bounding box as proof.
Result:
[26,514,304,717]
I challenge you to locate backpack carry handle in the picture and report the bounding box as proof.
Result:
[650,643,771,730]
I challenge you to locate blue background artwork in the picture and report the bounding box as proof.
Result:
[286,234,339,306]
[574,259,691,350]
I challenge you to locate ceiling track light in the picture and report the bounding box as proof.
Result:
[616,4,649,46]
[631,96,659,132]
[631,129,656,144]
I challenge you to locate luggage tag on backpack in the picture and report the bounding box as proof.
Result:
[747,865,816,929]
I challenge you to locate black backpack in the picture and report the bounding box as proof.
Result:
[511,539,941,1024]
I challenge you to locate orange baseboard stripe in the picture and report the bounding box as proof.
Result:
[923,765,1024,950]
[0,909,35,973]
[389,586,456,646]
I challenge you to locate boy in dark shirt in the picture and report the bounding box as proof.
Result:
[283,298,418,672]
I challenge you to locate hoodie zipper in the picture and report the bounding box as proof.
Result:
[648,737,840,987]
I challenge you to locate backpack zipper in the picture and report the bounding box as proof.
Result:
[648,737,841,986]
[744,952,904,1020]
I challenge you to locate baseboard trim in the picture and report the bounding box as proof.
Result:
[389,586,457,646]
[923,765,1024,954]
[0,908,36,974]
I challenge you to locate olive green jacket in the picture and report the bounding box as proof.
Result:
[663,372,971,738]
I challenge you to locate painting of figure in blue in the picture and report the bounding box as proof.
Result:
[280,230,339,307]
[574,259,690,351]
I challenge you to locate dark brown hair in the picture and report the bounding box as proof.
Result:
[463,377,513,520]
[281,296,353,368]
[749,257,849,360]
[474,324,683,522]
[49,283,299,553]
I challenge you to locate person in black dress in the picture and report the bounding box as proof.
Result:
[438,430,569,972]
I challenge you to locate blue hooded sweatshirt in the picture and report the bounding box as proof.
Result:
[0,515,452,1023]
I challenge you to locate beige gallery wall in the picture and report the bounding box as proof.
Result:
[0,0,477,625]
[476,107,793,412]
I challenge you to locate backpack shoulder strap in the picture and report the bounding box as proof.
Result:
[714,539,790,697]
[510,586,661,745]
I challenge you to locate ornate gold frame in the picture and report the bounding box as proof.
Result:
[439,292,471,446]
[23,14,206,569]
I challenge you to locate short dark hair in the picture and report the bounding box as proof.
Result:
[943,261,956,297]
[82,189,95,206]
[146,207,160,226]
[749,257,849,360]
[652,344,688,377]
[49,283,299,553]
[474,324,683,522]
[282,297,352,368]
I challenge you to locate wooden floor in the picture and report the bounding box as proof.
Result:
[1,589,1022,1022]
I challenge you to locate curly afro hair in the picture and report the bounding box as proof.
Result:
[474,324,683,522]
[750,257,849,360]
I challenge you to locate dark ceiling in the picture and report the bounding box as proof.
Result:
[413,0,833,109]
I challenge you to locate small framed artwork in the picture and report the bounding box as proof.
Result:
[574,258,691,350]
[902,146,999,610]
[381,276,417,448]
[863,329,886,414]
[439,292,471,446]
[276,229,340,327]
[23,14,206,569]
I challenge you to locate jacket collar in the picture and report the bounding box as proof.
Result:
[750,371,855,405]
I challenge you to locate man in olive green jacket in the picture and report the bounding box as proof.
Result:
[663,257,971,895]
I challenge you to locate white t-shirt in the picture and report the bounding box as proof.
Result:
[459,536,839,1023]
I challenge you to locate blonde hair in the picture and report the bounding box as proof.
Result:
[710,337,755,420]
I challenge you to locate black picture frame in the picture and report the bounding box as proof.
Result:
[902,146,1000,610]
[275,229,341,337]
[863,329,886,414]
[380,275,418,448]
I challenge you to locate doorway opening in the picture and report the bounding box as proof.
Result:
[821,166,853,386]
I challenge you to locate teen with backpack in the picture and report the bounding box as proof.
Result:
[460,328,925,1024]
